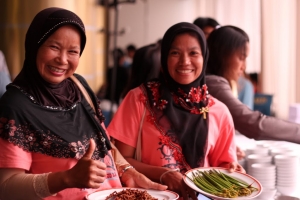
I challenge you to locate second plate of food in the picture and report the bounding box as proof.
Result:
[183,167,262,200]
[86,187,179,200]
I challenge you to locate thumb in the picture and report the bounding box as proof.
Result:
[83,139,96,159]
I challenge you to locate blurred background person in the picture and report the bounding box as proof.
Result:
[205,25,300,144]
[238,71,254,110]
[0,50,11,98]
[124,43,136,69]
[194,17,254,110]
[121,41,161,99]
[249,72,259,93]
[193,17,220,39]
[97,48,129,126]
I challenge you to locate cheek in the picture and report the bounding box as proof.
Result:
[36,55,46,72]
[167,59,175,73]
[195,59,204,75]
[69,58,80,70]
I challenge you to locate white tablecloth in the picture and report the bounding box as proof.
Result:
[235,133,300,199]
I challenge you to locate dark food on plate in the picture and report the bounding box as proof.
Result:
[104,188,158,200]
[188,169,258,198]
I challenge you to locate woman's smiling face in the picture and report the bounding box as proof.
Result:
[167,33,203,85]
[36,25,81,84]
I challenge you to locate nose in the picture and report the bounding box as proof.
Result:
[179,53,191,65]
[56,51,68,64]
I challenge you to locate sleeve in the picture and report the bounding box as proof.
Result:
[107,87,145,148]
[206,76,300,143]
[0,138,32,170]
[0,139,53,200]
[207,99,237,167]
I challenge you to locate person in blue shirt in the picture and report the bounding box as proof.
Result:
[0,50,11,98]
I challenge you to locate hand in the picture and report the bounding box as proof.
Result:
[121,168,167,191]
[236,146,246,160]
[160,170,197,200]
[218,162,246,173]
[64,139,107,189]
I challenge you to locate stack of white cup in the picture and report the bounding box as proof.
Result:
[274,154,299,196]
[249,163,276,189]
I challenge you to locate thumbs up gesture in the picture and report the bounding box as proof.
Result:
[64,139,107,189]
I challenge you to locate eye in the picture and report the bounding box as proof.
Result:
[50,45,59,50]
[69,50,80,55]
[190,50,201,56]
[169,50,179,56]
[240,55,246,61]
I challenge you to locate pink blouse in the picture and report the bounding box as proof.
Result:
[108,87,237,170]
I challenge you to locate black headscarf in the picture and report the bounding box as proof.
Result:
[13,7,86,108]
[144,22,211,168]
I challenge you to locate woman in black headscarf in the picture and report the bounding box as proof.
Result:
[108,22,244,199]
[0,7,166,200]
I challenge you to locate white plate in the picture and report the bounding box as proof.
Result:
[183,167,262,200]
[86,187,179,200]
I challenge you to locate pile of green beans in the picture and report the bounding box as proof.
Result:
[188,169,258,198]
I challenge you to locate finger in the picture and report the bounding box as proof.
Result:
[147,181,168,191]
[181,188,189,200]
[228,162,236,172]
[83,139,96,159]
[96,161,107,170]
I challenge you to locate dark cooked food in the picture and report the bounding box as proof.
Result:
[105,188,158,200]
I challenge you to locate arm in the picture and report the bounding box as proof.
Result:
[0,139,107,200]
[110,141,167,190]
[115,139,196,200]
[206,75,300,143]
[207,99,245,173]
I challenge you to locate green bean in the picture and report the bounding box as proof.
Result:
[189,169,258,198]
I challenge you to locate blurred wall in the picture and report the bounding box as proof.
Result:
[261,0,297,119]
[297,0,300,103]
[0,0,107,92]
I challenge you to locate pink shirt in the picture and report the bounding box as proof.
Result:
[108,87,237,169]
[0,125,122,200]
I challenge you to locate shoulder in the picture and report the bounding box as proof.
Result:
[122,86,144,102]
[0,85,28,103]
[72,73,93,93]
[206,75,231,90]
[73,73,88,85]
[206,75,234,100]
[209,96,233,123]
[210,96,230,113]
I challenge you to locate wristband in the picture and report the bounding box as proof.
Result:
[119,165,134,179]
[33,173,56,198]
[160,168,180,184]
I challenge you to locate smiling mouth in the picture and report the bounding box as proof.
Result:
[49,66,65,73]
[177,69,193,74]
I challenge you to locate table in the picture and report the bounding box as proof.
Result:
[235,133,300,199]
